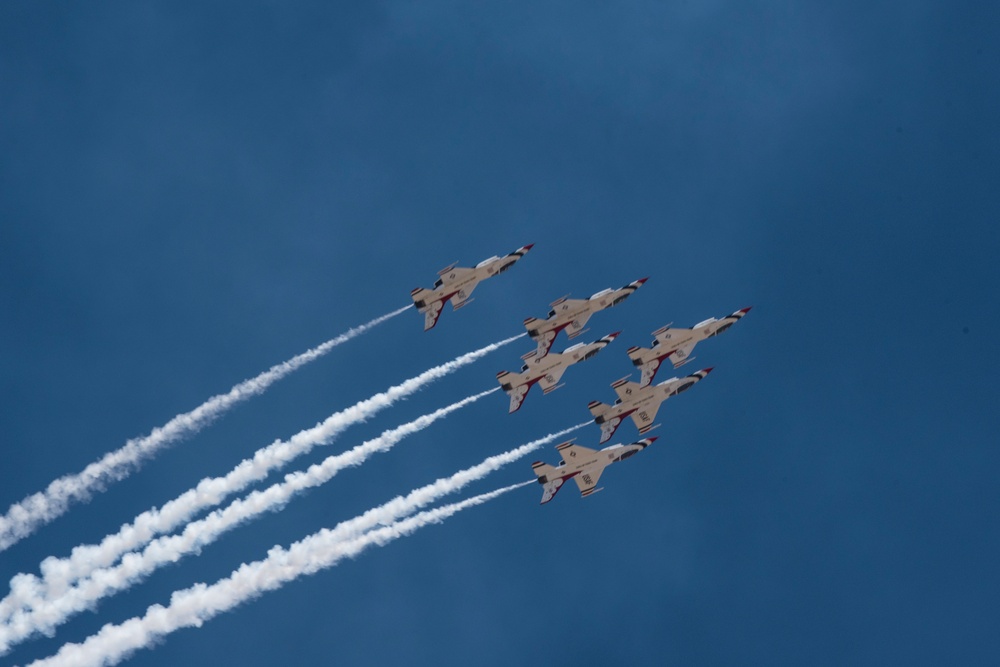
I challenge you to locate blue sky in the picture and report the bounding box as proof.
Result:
[2,1,998,665]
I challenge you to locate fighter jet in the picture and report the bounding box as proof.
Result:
[587,368,713,444]
[531,437,656,504]
[496,332,620,413]
[522,278,647,359]
[410,244,533,330]
[627,307,751,387]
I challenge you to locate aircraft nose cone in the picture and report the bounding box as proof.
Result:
[646,436,658,444]
[740,306,753,313]
[608,331,622,339]
[701,367,715,375]
[636,277,649,285]
[522,243,535,251]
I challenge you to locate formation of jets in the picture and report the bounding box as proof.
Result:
[411,243,751,504]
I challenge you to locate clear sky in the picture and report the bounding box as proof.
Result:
[2,1,998,665]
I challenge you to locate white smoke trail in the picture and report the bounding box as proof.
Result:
[330,421,588,531]
[0,333,522,625]
[0,389,501,653]
[24,481,533,667]
[0,305,412,552]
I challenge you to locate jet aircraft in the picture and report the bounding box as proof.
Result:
[410,244,533,330]
[496,332,619,413]
[588,368,713,443]
[627,307,751,387]
[522,278,647,359]
[531,437,656,503]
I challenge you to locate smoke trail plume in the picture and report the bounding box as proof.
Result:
[0,306,411,552]
[1,334,522,626]
[25,481,532,667]
[0,389,500,653]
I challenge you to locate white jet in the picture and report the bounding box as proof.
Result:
[531,437,656,503]
[410,244,533,330]
[522,277,647,359]
[496,332,619,413]
[587,368,713,444]
[627,307,751,387]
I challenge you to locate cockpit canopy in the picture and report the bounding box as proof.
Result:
[475,255,500,268]
[590,288,613,299]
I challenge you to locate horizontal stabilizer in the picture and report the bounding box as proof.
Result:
[556,441,598,461]
[587,400,610,418]
[410,287,433,308]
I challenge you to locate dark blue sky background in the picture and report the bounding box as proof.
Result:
[2,1,998,665]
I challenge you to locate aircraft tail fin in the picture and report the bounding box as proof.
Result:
[496,369,526,391]
[531,460,558,481]
[410,287,434,310]
[587,400,611,419]
[626,344,651,366]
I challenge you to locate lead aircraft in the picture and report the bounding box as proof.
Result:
[522,278,647,359]
[410,244,533,330]
[588,368,713,443]
[531,438,657,504]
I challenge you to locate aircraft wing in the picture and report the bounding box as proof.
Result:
[669,343,696,368]
[564,310,593,339]
[612,379,644,402]
[537,366,568,394]
[437,266,475,285]
[422,300,444,331]
[629,403,661,435]
[551,297,589,312]
[449,278,482,310]
[555,441,598,462]
[572,466,605,498]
